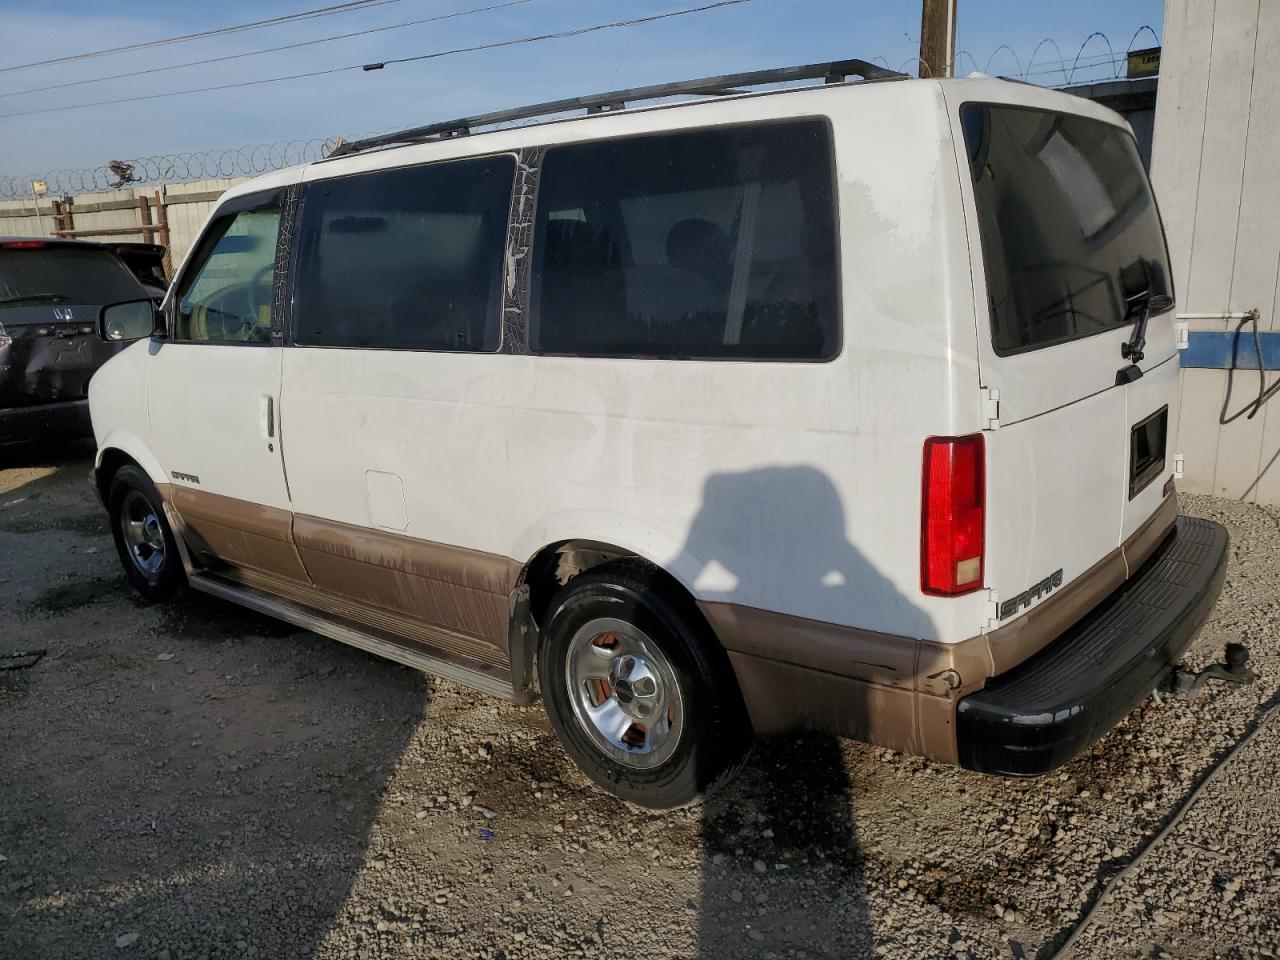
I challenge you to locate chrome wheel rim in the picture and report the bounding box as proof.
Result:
[565,616,684,769]
[120,490,166,578]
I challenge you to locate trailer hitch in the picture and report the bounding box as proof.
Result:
[1160,643,1257,699]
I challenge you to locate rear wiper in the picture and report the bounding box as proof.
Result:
[1121,291,1174,365]
[1116,258,1172,383]
[0,292,68,306]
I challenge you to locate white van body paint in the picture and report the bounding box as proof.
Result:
[89,76,1173,655]
[89,339,165,485]
[278,81,984,644]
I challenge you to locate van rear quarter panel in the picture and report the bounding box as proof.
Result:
[281,81,987,646]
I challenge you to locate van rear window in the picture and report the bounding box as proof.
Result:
[530,120,839,360]
[961,103,1172,356]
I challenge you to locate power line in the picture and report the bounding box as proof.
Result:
[0,0,404,75]
[0,0,532,100]
[377,0,748,68]
[0,0,751,121]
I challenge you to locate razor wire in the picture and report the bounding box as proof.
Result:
[2,26,1160,201]
[0,137,342,198]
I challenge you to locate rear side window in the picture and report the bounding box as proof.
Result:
[293,154,514,351]
[961,103,1172,356]
[0,246,143,308]
[530,120,839,360]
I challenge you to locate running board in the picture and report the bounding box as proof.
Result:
[187,572,516,700]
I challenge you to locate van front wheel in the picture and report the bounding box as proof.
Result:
[538,560,751,809]
[108,465,184,603]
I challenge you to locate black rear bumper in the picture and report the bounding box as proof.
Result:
[0,398,93,445]
[957,516,1229,776]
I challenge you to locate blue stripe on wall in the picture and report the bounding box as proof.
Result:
[1181,330,1280,370]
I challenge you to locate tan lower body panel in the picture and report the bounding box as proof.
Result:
[703,603,967,764]
[725,650,961,764]
[168,486,311,583]
[163,487,516,671]
[291,514,517,661]
[703,494,1180,765]
[219,565,509,673]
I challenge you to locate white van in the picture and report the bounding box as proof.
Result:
[88,60,1229,808]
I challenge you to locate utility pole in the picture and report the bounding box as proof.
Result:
[918,0,957,78]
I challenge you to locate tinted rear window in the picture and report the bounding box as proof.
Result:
[293,154,514,351]
[0,246,144,308]
[530,119,839,360]
[961,103,1172,355]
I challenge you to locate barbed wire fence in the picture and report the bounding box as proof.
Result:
[0,137,340,199]
[1,27,1160,202]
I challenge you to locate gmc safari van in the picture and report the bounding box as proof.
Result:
[87,60,1229,808]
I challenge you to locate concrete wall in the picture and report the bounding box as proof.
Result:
[0,176,249,270]
[1153,0,1280,502]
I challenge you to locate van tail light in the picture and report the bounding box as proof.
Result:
[921,434,985,596]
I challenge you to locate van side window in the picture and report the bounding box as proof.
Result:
[293,154,514,351]
[175,203,281,343]
[530,120,839,360]
[961,103,1173,356]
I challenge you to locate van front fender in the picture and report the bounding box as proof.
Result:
[94,428,169,492]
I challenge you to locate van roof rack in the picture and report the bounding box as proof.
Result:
[326,58,906,159]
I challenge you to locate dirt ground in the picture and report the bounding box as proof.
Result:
[2,441,1278,960]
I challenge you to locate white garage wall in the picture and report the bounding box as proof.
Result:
[1153,0,1280,503]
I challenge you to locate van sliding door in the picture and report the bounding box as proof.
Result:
[280,154,518,670]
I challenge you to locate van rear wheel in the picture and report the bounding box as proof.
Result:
[108,465,184,603]
[538,560,751,809]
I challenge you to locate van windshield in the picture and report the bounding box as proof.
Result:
[961,103,1172,356]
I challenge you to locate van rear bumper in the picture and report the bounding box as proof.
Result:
[956,516,1229,776]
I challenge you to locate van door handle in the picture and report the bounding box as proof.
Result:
[259,395,275,440]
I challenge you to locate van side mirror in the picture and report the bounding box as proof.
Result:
[99,299,159,342]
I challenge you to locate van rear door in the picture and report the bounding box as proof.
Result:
[953,98,1177,624]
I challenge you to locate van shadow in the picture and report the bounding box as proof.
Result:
[675,466,936,958]
[0,447,428,960]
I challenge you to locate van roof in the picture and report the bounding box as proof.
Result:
[326,58,905,161]
[217,60,1133,205]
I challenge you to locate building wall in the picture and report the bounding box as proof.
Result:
[1152,0,1280,502]
[1063,77,1158,168]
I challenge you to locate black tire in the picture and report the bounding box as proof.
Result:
[108,464,185,603]
[538,559,752,809]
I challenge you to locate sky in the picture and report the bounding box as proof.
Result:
[0,0,1166,179]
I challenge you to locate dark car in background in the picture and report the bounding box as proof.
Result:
[102,242,169,302]
[0,238,158,447]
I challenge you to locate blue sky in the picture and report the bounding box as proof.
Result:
[0,0,1165,177]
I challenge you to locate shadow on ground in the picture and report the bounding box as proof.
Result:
[0,447,431,960]
[699,734,873,957]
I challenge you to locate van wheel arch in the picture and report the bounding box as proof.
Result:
[96,448,143,504]
[513,540,738,698]
[518,540,707,634]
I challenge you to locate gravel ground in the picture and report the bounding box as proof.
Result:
[1,444,1277,960]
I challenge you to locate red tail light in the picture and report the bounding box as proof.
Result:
[921,434,985,596]
[2,240,45,249]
